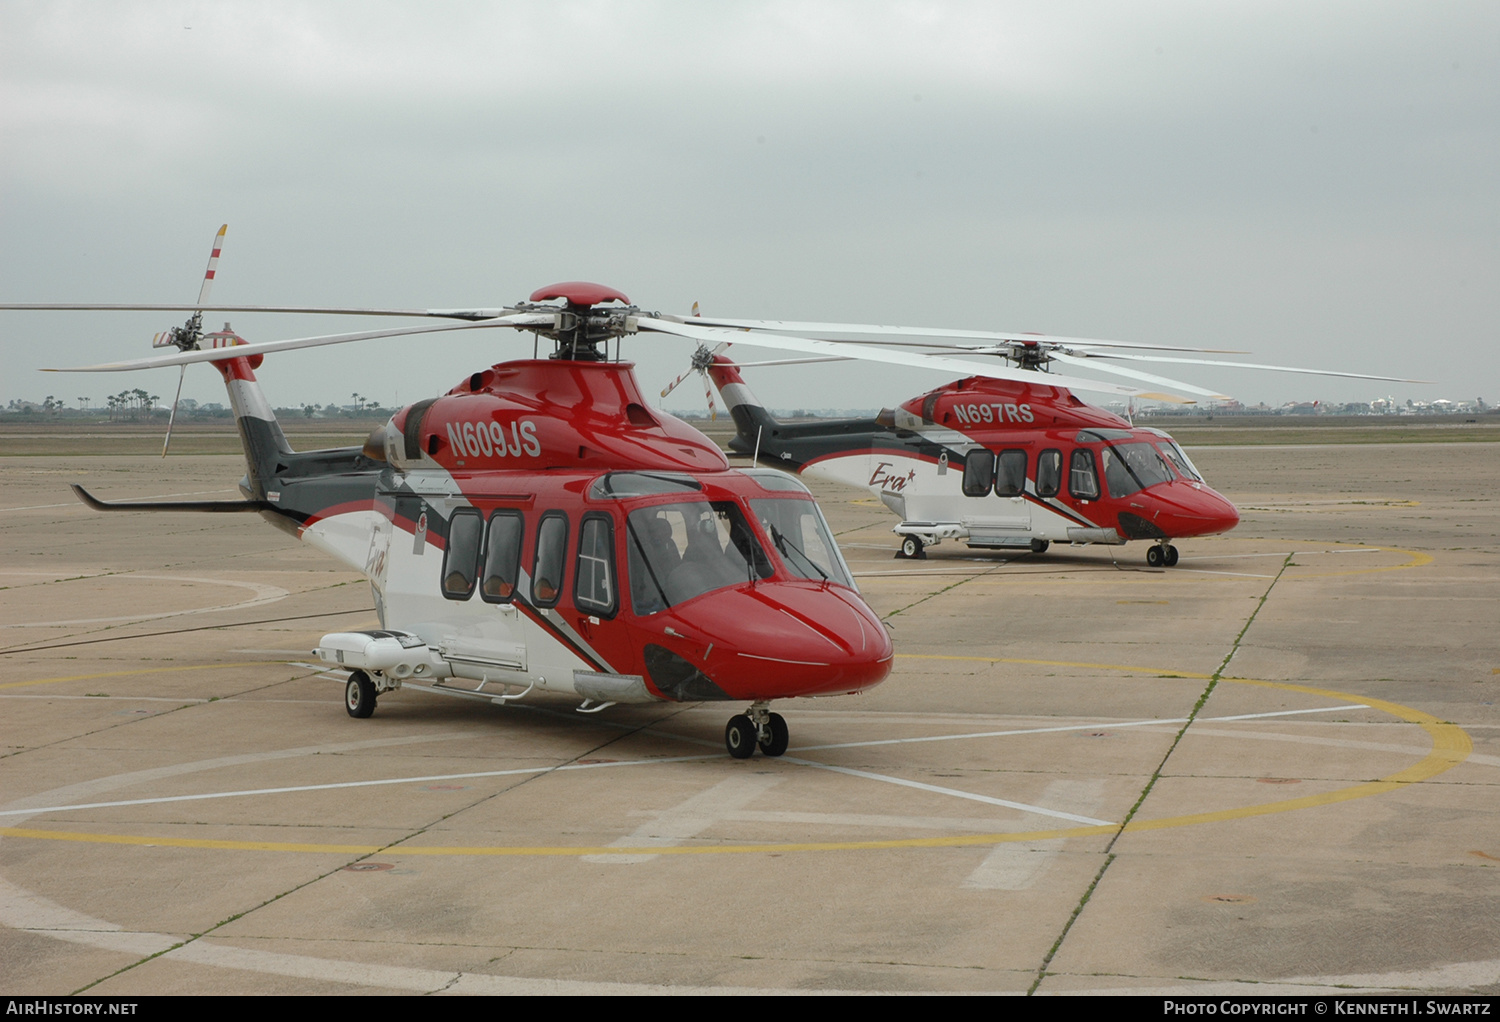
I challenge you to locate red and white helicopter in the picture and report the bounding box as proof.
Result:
[657,323,1418,567]
[9,227,1414,758]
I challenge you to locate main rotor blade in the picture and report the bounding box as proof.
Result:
[45,313,556,372]
[2,303,512,320]
[1081,352,1428,384]
[162,365,187,457]
[637,317,1169,401]
[679,315,1238,353]
[1048,351,1228,401]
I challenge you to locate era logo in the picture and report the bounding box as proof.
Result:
[869,461,916,492]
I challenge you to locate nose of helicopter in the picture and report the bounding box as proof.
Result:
[644,582,894,701]
[1152,482,1241,538]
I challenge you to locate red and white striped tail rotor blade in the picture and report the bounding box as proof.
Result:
[661,365,697,399]
[196,225,227,307]
[703,371,716,421]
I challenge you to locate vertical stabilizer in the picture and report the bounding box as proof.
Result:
[706,355,782,459]
[211,346,293,501]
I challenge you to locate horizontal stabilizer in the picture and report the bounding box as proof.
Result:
[71,484,273,513]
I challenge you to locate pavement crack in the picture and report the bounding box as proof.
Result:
[1025,550,1295,996]
[881,563,1009,622]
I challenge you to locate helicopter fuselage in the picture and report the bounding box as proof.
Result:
[710,360,1240,562]
[228,356,891,708]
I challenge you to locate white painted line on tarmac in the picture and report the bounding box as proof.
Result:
[1168,568,1277,578]
[0,754,721,819]
[796,703,1368,752]
[584,774,784,863]
[0,704,1370,823]
[964,779,1106,889]
[1205,705,1370,723]
[781,757,1113,825]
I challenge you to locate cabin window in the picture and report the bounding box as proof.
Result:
[441,510,483,599]
[479,511,524,603]
[531,513,569,607]
[1036,449,1062,497]
[574,514,617,617]
[995,450,1027,497]
[962,449,995,497]
[1069,449,1100,500]
[626,501,771,615]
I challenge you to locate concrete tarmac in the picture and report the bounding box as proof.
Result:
[1,442,1496,995]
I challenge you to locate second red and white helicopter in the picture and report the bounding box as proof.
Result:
[658,319,1417,567]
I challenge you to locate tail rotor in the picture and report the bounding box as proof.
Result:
[158,224,227,456]
[661,341,730,420]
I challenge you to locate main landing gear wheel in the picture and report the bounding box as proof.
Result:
[757,712,789,757]
[1030,539,1050,554]
[725,714,758,759]
[345,670,377,718]
[899,536,926,559]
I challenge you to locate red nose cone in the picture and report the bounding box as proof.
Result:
[1154,484,1240,538]
[651,583,893,701]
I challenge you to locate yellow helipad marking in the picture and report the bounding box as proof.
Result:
[1286,544,1432,579]
[0,661,1470,858]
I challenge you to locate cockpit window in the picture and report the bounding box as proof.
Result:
[750,498,854,588]
[626,501,772,615]
[1157,441,1201,482]
[742,468,811,493]
[1070,448,1100,500]
[574,513,616,617]
[1101,442,1175,498]
[589,472,703,499]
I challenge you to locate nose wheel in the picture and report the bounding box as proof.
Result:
[1146,543,1180,568]
[725,704,789,758]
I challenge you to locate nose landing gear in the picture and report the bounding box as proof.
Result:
[1146,542,1180,568]
[725,702,789,758]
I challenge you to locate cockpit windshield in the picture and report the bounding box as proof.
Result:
[1156,440,1201,482]
[749,498,854,588]
[1101,441,1176,498]
[626,501,773,616]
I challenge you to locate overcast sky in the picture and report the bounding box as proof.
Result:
[2,1,1496,415]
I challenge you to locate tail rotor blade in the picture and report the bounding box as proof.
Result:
[661,364,696,399]
[196,225,227,307]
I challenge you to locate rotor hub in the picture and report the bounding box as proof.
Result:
[519,282,638,361]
